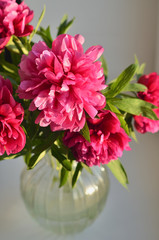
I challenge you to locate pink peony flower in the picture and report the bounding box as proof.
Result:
[63,110,131,166]
[134,109,159,134]
[0,0,34,52]
[137,72,159,106]
[134,72,159,133]
[18,34,106,132]
[0,76,26,156]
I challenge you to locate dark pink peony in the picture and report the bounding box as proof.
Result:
[0,76,26,155]
[137,72,159,106]
[18,34,106,132]
[63,110,131,166]
[0,0,34,52]
[134,72,159,133]
[134,109,159,134]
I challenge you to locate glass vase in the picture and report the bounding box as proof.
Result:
[20,152,109,235]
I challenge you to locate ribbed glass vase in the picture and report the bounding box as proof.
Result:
[20,152,109,235]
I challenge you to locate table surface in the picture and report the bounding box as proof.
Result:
[0,132,159,240]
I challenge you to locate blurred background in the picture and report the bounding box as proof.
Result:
[0,0,159,239]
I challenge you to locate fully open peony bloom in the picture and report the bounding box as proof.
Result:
[63,110,131,166]
[18,34,106,132]
[0,76,26,155]
[134,72,159,133]
[0,0,34,52]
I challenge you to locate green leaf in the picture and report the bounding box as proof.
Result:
[32,131,61,154]
[1,64,18,77]
[24,151,31,165]
[59,167,69,187]
[19,37,32,51]
[1,66,17,77]
[134,55,139,66]
[138,63,145,77]
[0,155,16,160]
[107,102,130,135]
[140,106,159,120]
[51,144,72,171]
[124,114,137,142]
[130,130,137,142]
[100,55,108,81]
[55,132,69,155]
[68,150,75,161]
[122,83,147,93]
[0,53,20,85]
[110,97,158,120]
[134,55,145,79]
[0,54,19,74]
[27,150,46,169]
[80,121,91,142]
[0,152,24,161]
[37,26,53,48]
[0,72,18,86]
[6,37,20,54]
[29,5,46,43]
[107,159,128,188]
[72,162,83,188]
[105,64,137,98]
[57,14,75,35]
[12,36,29,55]
[10,50,22,66]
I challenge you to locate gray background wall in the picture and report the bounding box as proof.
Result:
[0,0,159,239]
[155,0,159,70]
[25,0,158,79]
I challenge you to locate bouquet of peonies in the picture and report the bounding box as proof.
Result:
[0,0,159,188]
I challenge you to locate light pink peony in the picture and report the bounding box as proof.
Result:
[18,34,106,132]
[134,72,159,133]
[0,0,34,52]
[0,76,26,156]
[63,110,131,166]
